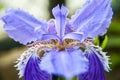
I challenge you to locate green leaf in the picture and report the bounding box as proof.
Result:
[58,76,78,80]
[58,77,65,80]
[72,76,78,80]
[94,37,99,45]
[94,35,108,49]
[101,35,108,49]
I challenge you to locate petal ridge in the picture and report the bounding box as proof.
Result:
[70,0,113,39]
[40,49,88,78]
[79,48,106,80]
[1,8,48,44]
[52,5,69,39]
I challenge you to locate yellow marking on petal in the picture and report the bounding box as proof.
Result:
[55,41,65,51]
[39,50,44,58]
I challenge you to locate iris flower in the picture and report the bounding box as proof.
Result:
[1,0,113,80]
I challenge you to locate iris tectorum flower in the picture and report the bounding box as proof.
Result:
[1,0,113,80]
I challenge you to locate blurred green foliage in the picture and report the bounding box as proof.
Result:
[112,0,120,17]
[0,3,3,10]
[0,38,22,51]
[108,20,120,33]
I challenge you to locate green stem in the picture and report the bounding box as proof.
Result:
[58,76,78,80]
[65,78,73,80]
[52,74,78,80]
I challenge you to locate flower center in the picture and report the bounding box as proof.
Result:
[27,38,93,53]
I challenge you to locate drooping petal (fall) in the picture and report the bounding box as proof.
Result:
[70,0,113,39]
[40,48,88,78]
[24,54,51,80]
[79,47,107,80]
[1,8,48,44]
[15,49,34,78]
[15,48,51,80]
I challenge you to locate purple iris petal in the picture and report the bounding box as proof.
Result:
[1,8,48,44]
[70,0,113,39]
[40,48,88,78]
[41,34,60,41]
[47,19,56,34]
[65,20,73,34]
[79,49,105,80]
[52,5,69,40]
[25,54,51,80]
[98,8,113,36]
[63,32,84,41]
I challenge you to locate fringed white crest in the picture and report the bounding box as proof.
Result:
[87,44,111,72]
[14,47,38,78]
[14,41,55,78]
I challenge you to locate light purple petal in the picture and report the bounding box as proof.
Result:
[65,19,74,34]
[65,23,72,34]
[70,0,113,39]
[52,5,69,39]
[40,48,88,78]
[1,8,48,44]
[96,8,113,36]
[79,48,106,80]
[41,34,60,41]
[47,19,57,34]
[24,54,51,80]
[63,32,84,41]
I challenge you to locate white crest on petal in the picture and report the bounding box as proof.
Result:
[92,46,111,72]
[14,47,38,78]
[14,41,55,78]
[86,44,111,72]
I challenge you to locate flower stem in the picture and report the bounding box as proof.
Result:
[65,78,72,80]
[52,75,78,80]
